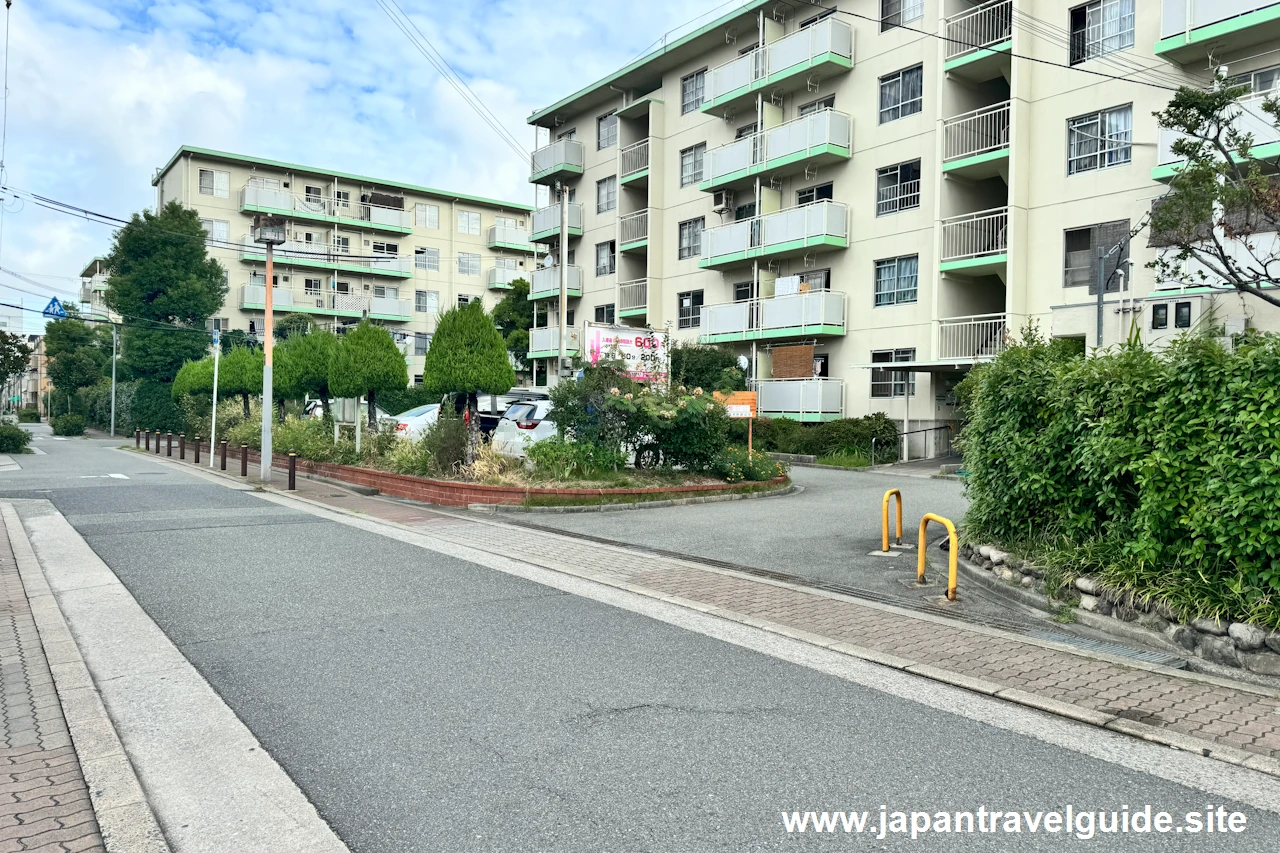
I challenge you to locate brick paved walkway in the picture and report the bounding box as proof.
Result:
[0,518,105,853]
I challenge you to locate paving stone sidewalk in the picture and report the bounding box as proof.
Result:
[0,517,105,853]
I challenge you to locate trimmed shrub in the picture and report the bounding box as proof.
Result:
[130,380,188,433]
[16,408,39,423]
[712,447,788,483]
[527,435,625,480]
[51,414,86,436]
[0,424,30,453]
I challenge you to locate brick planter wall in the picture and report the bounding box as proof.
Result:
[182,440,784,508]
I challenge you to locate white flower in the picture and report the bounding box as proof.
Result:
[693,387,704,397]
[624,393,633,400]
[678,400,688,409]
[609,387,621,395]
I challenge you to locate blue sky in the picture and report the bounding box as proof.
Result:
[0,0,748,293]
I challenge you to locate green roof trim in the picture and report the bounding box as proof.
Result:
[240,249,413,279]
[939,252,1008,273]
[699,323,845,344]
[941,148,1010,173]
[1151,140,1280,183]
[617,306,647,318]
[1154,4,1280,56]
[240,202,414,236]
[943,40,1012,73]
[153,145,532,212]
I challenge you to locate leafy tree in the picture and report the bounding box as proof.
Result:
[132,379,187,432]
[274,313,315,341]
[104,201,226,381]
[220,329,252,354]
[44,312,110,410]
[421,301,516,411]
[171,357,214,400]
[220,346,264,418]
[0,332,32,407]
[489,278,533,369]
[328,321,408,427]
[275,329,339,416]
[669,341,740,391]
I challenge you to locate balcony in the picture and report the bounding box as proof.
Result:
[239,284,367,318]
[487,266,525,290]
[530,202,584,243]
[754,378,843,422]
[699,201,848,269]
[1154,92,1280,180]
[528,326,581,359]
[619,209,650,252]
[943,0,1012,79]
[240,236,414,278]
[701,110,852,192]
[620,140,650,187]
[529,139,585,184]
[486,224,534,253]
[239,185,413,234]
[1156,1,1280,63]
[368,295,413,321]
[942,101,1010,179]
[618,278,648,318]
[938,313,1007,361]
[702,18,854,114]
[700,291,845,344]
[529,265,583,300]
[939,207,1008,276]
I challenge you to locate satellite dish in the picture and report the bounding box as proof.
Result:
[737,355,749,371]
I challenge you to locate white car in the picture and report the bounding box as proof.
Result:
[492,400,556,459]
[392,404,442,440]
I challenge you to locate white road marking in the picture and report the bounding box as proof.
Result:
[79,474,131,480]
[51,437,68,441]
[109,473,130,480]
[28,447,46,455]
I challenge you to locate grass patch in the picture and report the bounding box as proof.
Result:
[521,479,787,509]
[815,450,871,469]
[1051,604,1077,624]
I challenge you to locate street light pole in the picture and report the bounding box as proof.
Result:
[558,181,568,381]
[109,324,117,437]
[253,215,286,482]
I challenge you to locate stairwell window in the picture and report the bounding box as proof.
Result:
[874,255,919,306]
[415,203,439,229]
[681,69,707,114]
[596,241,616,276]
[415,247,440,271]
[597,111,618,150]
[871,349,916,397]
[876,160,921,215]
[879,65,923,123]
[680,143,706,187]
[1069,0,1135,66]
[881,0,923,31]
[678,218,704,260]
[1067,105,1132,174]
[596,176,617,213]
[677,290,704,329]
[198,168,229,198]
[457,252,481,277]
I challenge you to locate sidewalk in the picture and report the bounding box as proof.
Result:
[0,515,106,853]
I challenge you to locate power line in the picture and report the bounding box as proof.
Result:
[0,0,13,271]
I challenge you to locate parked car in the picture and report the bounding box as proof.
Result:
[392,404,441,440]
[491,400,556,459]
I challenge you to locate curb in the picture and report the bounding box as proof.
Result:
[469,483,800,513]
[1,503,171,853]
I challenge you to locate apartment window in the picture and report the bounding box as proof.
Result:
[415,247,440,271]
[333,236,351,254]
[1228,65,1280,95]
[874,256,919,306]
[247,175,280,190]
[413,333,432,356]
[734,202,756,221]
[334,190,350,209]
[372,241,398,255]
[304,185,323,206]
[415,203,439,229]
[1063,220,1129,292]
[198,168,229,197]
[736,123,758,139]
[1068,105,1132,175]
[881,0,924,31]
[798,96,835,117]
[458,295,474,307]
[797,183,834,206]
[1175,301,1192,329]
[680,143,706,187]
[495,215,519,229]
[678,218,704,260]
[681,68,707,114]
[594,304,616,324]
[596,176,617,213]
[199,218,229,244]
[299,279,319,297]
[734,281,752,302]
[1151,304,1168,329]
[879,65,923,123]
[558,128,577,141]
[800,8,836,26]
[373,284,399,299]
[457,252,481,276]
[595,241,616,276]
[457,210,481,235]
[597,111,618,150]
[871,349,917,397]
[1070,0,1135,66]
[677,290,704,329]
[334,281,351,295]
[876,160,922,215]
[415,290,439,314]
[799,269,831,291]
[495,257,518,270]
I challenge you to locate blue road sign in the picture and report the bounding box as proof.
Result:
[42,297,67,319]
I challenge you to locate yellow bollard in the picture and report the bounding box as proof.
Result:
[917,513,959,601]
[881,489,903,552]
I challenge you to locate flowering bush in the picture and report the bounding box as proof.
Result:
[713,447,788,483]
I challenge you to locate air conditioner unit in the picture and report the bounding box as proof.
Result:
[712,190,735,214]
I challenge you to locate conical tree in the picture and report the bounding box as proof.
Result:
[171,357,214,400]
[421,300,515,410]
[275,329,339,416]
[328,321,408,428]
[220,346,264,419]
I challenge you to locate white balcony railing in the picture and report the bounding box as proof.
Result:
[530,138,585,178]
[530,326,581,354]
[239,284,295,310]
[240,284,366,315]
[240,235,413,274]
[487,224,532,248]
[240,185,411,229]
[618,278,647,312]
[704,109,852,185]
[875,180,921,216]
[701,200,848,262]
[620,209,650,245]
[940,207,1009,263]
[1157,91,1280,165]
[753,378,844,418]
[1160,0,1278,39]
[530,264,583,298]
[703,291,845,338]
[531,202,584,236]
[487,266,524,288]
[939,313,1007,359]
[943,101,1011,162]
[944,0,1013,60]
[705,18,853,104]
[620,139,650,179]
[369,296,412,317]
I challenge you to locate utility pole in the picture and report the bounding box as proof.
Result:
[209,328,220,468]
[109,324,117,437]
[558,181,568,383]
[253,215,286,482]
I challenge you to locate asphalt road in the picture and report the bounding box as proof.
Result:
[4,431,1279,852]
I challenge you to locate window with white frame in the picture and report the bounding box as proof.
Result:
[199,218,229,244]
[733,281,753,301]
[198,168,229,198]
[594,304,616,324]
[1063,220,1129,292]
[1228,65,1280,95]
[596,176,617,213]
[595,241,616,276]
[247,175,280,190]
[881,0,923,31]
[879,65,923,123]
[797,183,833,206]
[874,256,919,306]
[457,294,474,307]
[1069,0,1135,66]
[876,160,922,215]
[681,68,707,114]
[798,96,835,117]
[495,257,518,270]
[333,235,351,254]
[558,128,577,141]
[334,190,350,209]
[677,290,704,329]
[414,247,440,271]
[304,278,321,296]
[799,269,830,291]
[334,281,350,294]
[597,111,618,150]
[678,218,703,260]
[372,241,398,255]
[457,252,481,276]
[680,143,706,187]
[495,215,519,229]
[870,349,916,397]
[414,333,432,356]
[1067,105,1132,175]
[456,209,481,235]
[415,290,439,314]
[373,284,399,299]
[415,203,439,229]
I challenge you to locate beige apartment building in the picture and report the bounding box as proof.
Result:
[524,0,1280,447]
[150,146,535,383]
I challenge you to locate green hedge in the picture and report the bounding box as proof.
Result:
[728,414,899,461]
[16,408,39,423]
[958,328,1280,627]
[0,424,29,453]
[51,414,86,436]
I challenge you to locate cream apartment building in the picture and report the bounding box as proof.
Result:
[524,0,1280,444]
[151,146,535,383]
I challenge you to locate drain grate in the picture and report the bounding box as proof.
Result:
[1029,631,1187,669]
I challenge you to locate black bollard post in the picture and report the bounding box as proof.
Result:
[144,430,151,451]
[240,445,248,477]
[220,440,227,471]
[135,429,140,448]
[154,431,161,454]
[288,453,296,490]
[193,436,201,465]
[166,432,173,457]
[179,433,185,460]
